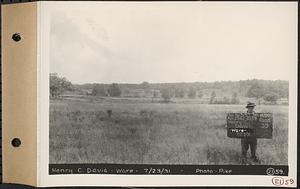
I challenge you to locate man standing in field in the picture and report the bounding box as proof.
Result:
[241,102,260,163]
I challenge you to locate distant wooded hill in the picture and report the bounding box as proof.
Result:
[75,79,288,104]
[50,73,288,105]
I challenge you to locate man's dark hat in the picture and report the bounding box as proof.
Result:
[246,102,256,108]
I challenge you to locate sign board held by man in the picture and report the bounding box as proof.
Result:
[227,113,273,138]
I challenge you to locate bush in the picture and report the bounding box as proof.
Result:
[161,88,172,103]
[263,93,279,105]
[92,84,107,96]
[108,83,122,97]
[188,87,197,98]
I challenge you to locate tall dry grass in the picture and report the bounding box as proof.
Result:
[49,97,288,165]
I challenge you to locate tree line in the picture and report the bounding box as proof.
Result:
[50,73,288,104]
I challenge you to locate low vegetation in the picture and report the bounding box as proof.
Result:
[49,96,288,165]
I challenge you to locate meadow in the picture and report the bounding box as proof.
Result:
[49,96,288,165]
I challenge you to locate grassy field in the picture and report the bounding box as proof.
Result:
[49,96,288,165]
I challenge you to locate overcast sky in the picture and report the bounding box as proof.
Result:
[49,2,297,84]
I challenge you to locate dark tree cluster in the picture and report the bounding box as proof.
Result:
[50,73,73,98]
[246,80,288,104]
[91,83,122,97]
